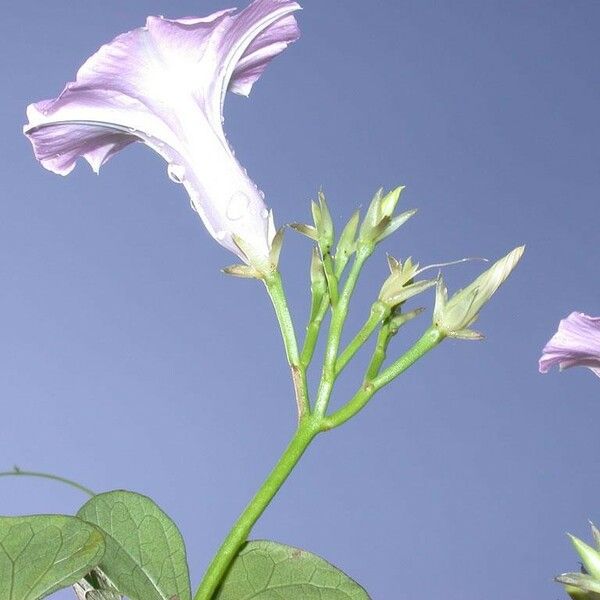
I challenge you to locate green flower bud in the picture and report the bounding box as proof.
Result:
[359,186,415,246]
[310,246,328,298]
[292,191,335,254]
[378,255,436,308]
[433,246,524,339]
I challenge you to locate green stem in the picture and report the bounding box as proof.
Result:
[321,253,339,306]
[194,418,320,600]
[0,468,95,497]
[301,295,329,368]
[264,272,310,419]
[313,248,371,417]
[335,301,389,376]
[322,327,444,429]
[364,320,392,381]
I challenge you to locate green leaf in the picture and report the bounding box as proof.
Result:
[77,491,191,600]
[0,514,105,600]
[214,540,370,599]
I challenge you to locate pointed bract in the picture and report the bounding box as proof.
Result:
[334,209,360,275]
[570,535,600,580]
[290,223,318,240]
[378,255,435,308]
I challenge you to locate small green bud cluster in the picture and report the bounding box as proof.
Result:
[556,524,600,599]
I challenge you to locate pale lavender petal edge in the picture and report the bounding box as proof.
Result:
[538,311,600,375]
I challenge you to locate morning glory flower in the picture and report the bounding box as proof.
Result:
[24,0,301,268]
[539,312,600,378]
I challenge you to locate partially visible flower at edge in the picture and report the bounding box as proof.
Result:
[23,0,301,268]
[539,312,600,378]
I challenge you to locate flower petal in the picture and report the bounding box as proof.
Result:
[24,0,301,264]
[539,312,600,376]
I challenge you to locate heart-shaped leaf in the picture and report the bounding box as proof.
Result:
[77,491,191,600]
[0,514,105,600]
[214,540,370,599]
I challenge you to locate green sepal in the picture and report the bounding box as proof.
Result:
[269,227,285,269]
[450,328,485,341]
[570,534,600,580]
[358,185,411,246]
[222,264,261,279]
[77,490,191,600]
[0,514,105,600]
[290,222,318,241]
[359,188,384,242]
[334,209,360,276]
[309,247,328,309]
[557,573,600,596]
[590,522,600,550]
[374,208,417,243]
[213,540,370,599]
[316,190,334,253]
[378,256,435,308]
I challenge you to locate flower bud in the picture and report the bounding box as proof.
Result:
[358,186,416,246]
[433,246,524,339]
[310,246,328,299]
[378,255,436,309]
[292,191,335,254]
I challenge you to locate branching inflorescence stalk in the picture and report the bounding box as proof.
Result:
[196,188,522,598]
[196,241,447,599]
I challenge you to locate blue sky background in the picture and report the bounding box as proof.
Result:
[1,2,599,599]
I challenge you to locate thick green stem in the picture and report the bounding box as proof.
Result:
[314,248,371,417]
[265,272,310,419]
[322,327,444,429]
[194,418,320,600]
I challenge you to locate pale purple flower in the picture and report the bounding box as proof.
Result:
[539,312,600,378]
[24,0,301,266]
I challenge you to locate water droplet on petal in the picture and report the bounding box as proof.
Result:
[261,208,269,219]
[167,163,185,184]
[216,230,227,241]
[227,191,250,221]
